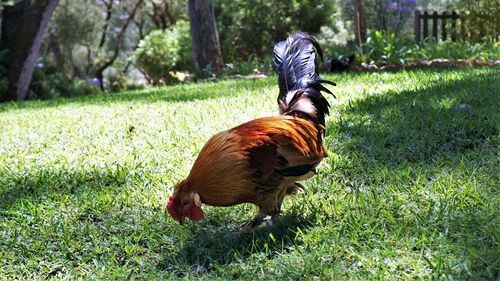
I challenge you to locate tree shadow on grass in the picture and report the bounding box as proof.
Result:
[1,68,497,278]
[0,77,274,113]
[324,67,498,278]
[157,208,316,275]
[155,68,499,278]
[327,67,498,166]
[0,167,129,211]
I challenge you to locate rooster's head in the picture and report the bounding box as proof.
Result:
[166,179,204,224]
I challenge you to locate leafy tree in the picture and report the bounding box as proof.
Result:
[450,0,499,41]
[214,0,335,61]
[133,20,191,83]
[44,0,187,90]
[48,0,99,77]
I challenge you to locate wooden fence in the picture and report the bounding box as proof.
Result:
[414,11,461,43]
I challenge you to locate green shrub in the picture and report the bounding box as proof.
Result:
[358,31,414,65]
[29,60,99,99]
[413,40,500,61]
[106,73,146,93]
[215,0,335,62]
[221,55,274,76]
[354,31,499,65]
[133,21,192,84]
[29,63,68,99]
[174,20,193,71]
[450,0,499,41]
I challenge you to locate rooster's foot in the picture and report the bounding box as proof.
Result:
[239,214,266,233]
[270,214,281,226]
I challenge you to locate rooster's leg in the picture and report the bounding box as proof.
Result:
[276,189,287,214]
[286,182,306,195]
[271,188,288,226]
[271,182,306,226]
[271,191,287,226]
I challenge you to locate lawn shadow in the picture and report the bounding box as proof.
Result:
[158,67,499,277]
[0,167,129,211]
[157,208,316,274]
[327,67,498,166]
[324,67,498,278]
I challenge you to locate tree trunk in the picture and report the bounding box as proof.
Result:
[1,0,59,102]
[188,0,223,76]
[353,0,366,47]
[0,1,30,51]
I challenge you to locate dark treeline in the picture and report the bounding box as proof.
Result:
[0,0,497,101]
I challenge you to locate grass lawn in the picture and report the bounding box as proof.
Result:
[0,67,498,280]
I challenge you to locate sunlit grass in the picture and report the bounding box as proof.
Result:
[0,68,498,279]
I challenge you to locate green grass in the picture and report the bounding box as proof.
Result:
[0,67,498,280]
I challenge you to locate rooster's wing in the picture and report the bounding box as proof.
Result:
[233,116,326,194]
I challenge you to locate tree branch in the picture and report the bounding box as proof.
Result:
[94,0,144,90]
[97,0,113,49]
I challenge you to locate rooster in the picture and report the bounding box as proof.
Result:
[167,32,335,232]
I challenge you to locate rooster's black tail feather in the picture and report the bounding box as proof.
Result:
[273,32,336,126]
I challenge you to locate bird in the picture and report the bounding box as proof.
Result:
[166,32,335,232]
[328,54,355,73]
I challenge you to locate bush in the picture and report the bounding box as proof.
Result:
[353,32,499,66]
[174,21,193,71]
[215,0,335,62]
[412,40,500,61]
[357,31,414,65]
[106,72,146,93]
[29,60,99,99]
[133,21,192,84]
[450,0,499,41]
[316,14,355,58]
[220,56,274,76]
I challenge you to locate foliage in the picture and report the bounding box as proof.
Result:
[51,1,97,52]
[214,0,335,61]
[107,72,146,93]
[173,20,193,71]
[413,40,500,61]
[43,0,188,89]
[48,0,102,75]
[134,28,180,83]
[0,68,498,279]
[353,31,500,65]
[357,31,414,65]
[449,0,499,41]
[29,61,98,99]
[0,0,20,7]
[220,56,274,76]
[316,13,354,57]
[133,21,191,84]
